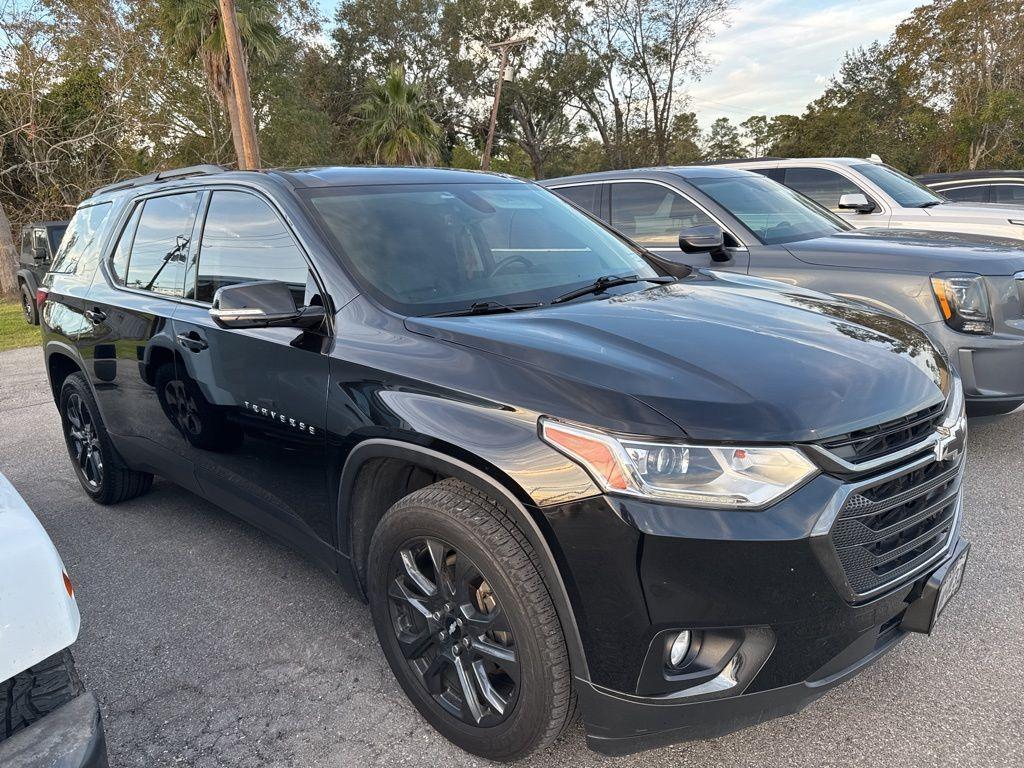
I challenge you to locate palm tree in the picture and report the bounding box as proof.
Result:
[160,0,278,165]
[355,66,442,166]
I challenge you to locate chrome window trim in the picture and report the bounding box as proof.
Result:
[548,178,750,251]
[932,178,1024,189]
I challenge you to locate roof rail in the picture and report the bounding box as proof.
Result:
[92,164,227,197]
[698,157,785,166]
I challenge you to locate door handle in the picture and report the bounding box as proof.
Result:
[176,331,208,352]
[84,308,106,324]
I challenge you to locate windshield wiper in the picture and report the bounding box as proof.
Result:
[917,200,944,208]
[551,274,675,305]
[426,300,543,318]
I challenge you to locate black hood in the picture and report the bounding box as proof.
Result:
[787,228,1024,275]
[406,272,950,443]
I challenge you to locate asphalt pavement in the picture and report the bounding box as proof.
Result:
[1,344,1022,767]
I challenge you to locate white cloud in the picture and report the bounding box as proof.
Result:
[688,0,924,128]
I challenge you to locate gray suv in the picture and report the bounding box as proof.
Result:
[543,166,1024,416]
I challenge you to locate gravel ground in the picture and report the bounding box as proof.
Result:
[1,344,1022,767]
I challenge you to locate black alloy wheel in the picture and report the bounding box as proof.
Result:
[59,372,153,504]
[368,479,575,761]
[65,392,103,490]
[387,536,520,726]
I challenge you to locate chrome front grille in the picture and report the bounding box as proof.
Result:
[828,457,963,597]
[818,402,945,464]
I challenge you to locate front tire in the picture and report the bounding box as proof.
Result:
[0,650,84,742]
[59,372,153,504]
[367,479,574,761]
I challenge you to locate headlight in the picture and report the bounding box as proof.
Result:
[930,272,992,334]
[540,419,817,508]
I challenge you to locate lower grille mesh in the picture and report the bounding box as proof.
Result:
[830,458,961,595]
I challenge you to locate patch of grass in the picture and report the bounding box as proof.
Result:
[0,300,41,352]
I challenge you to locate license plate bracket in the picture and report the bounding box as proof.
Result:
[900,539,969,635]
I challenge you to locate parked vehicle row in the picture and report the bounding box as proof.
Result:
[918,170,1024,205]
[37,163,976,760]
[720,156,1024,242]
[544,166,1024,416]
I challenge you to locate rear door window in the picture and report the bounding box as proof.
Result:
[941,185,989,203]
[47,203,112,278]
[991,184,1024,205]
[609,182,715,248]
[122,193,201,297]
[188,190,310,305]
[783,167,867,211]
[554,184,602,218]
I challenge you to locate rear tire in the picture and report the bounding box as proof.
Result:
[367,479,574,761]
[0,650,84,742]
[59,372,153,504]
[20,282,38,325]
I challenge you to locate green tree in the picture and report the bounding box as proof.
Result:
[703,116,744,160]
[667,111,702,164]
[355,66,442,165]
[159,0,280,165]
[740,115,771,157]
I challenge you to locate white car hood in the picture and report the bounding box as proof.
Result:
[0,473,80,682]
[927,201,1024,222]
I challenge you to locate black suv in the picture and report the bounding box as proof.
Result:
[17,220,68,324]
[41,165,969,759]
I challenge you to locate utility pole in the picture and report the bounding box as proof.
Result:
[481,35,530,171]
[219,0,260,169]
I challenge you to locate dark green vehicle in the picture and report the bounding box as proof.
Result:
[17,220,68,324]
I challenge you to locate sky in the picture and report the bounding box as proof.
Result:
[689,0,924,128]
[312,0,926,130]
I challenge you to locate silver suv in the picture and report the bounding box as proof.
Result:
[724,157,1024,242]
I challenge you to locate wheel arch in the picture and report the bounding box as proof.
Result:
[44,344,87,404]
[15,268,39,293]
[337,438,591,682]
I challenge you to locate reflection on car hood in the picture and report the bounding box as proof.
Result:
[788,228,1024,275]
[407,271,950,442]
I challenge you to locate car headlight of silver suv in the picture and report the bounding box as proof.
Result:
[540,419,818,509]
[930,272,992,334]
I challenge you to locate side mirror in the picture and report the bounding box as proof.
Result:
[209,280,325,329]
[838,193,876,213]
[33,246,48,261]
[679,224,731,263]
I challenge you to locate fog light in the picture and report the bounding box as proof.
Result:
[668,630,691,667]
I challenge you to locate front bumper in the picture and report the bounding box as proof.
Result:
[539,437,967,755]
[0,693,108,768]
[920,313,1024,415]
[577,536,967,755]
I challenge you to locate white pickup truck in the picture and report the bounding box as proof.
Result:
[0,472,108,768]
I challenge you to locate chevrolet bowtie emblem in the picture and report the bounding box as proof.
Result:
[934,417,966,463]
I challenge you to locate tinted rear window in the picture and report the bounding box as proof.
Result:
[47,203,112,278]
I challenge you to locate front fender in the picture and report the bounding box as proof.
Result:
[336,437,594,683]
[0,474,79,682]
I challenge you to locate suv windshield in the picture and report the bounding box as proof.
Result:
[689,174,848,245]
[303,182,660,315]
[851,163,944,207]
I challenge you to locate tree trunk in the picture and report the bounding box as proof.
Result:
[0,203,20,301]
[220,0,261,169]
[222,82,246,165]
